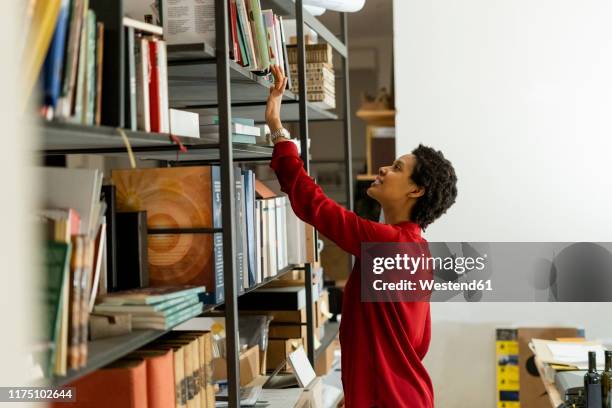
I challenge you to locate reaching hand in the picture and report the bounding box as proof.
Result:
[265,65,287,132]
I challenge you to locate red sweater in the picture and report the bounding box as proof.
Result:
[271,141,434,408]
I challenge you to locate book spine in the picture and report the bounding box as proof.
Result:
[72,9,88,124]
[235,4,248,67]
[275,197,283,272]
[125,26,137,130]
[229,0,239,63]
[212,166,224,303]
[148,39,161,132]
[236,0,257,69]
[42,0,70,111]
[261,10,276,66]
[157,40,170,133]
[278,16,292,90]
[68,235,83,370]
[85,11,97,125]
[135,37,151,132]
[244,170,256,287]
[255,200,262,284]
[234,168,245,293]
[247,0,270,71]
[79,239,94,368]
[57,0,84,118]
[94,22,104,125]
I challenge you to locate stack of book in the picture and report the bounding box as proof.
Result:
[163,0,292,78]
[31,0,105,123]
[94,286,206,330]
[287,43,336,110]
[110,167,311,303]
[38,167,106,378]
[199,116,264,144]
[53,331,215,408]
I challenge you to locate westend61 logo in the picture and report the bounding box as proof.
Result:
[361,242,612,302]
[372,253,487,275]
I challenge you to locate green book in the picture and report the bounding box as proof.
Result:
[41,241,71,377]
[98,286,206,305]
[131,302,204,330]
[95,295,201,317]
[247,0,270,71]
[84,10,96,125]
[232,134,257,144]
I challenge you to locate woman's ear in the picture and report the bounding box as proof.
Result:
[408,185,425,198]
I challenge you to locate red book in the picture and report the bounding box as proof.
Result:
[229,0,239,63]
[52,359,148,408]
[148,39,161,133]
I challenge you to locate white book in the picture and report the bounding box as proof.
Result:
[266,198,277,277]
[135,37,151,132]
[169,109,199,138]
[162,0,215,46]
[285,201,306,265]
[260,199,270,279]
[274,197,284,272]
[156,40,170,133]
[39,167,103,238]
[200,122,262,137]
[255,200,263,284]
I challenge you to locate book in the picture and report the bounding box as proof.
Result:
[278,16,292,89]
[97,286,206,305]
[57,0,85,118]
[125,25,137,130]
[287,43,333,64]
[40,167,103,240]
[243,170,257,286]
[68,235,84,369]
[143,342,187,408]
[131,301,203,330]
[200,122,262,137]
[256,200,266,282]
[235,0,258,70]
[148,38,161,132]
[95,22,104,125]
[170,109,199,138]
[285,201,307,265]
[101,185,117,292]
[55,358,148,408]
[41,241,72,377]
[72,8,89,123]
[41,0,70,112]
[115,211,149,291]
[23,0,62,102]
[262,199,277,278]
[135,37,151,132]
[234,167,246,292]
[128,349,175,408]
[229,0,239,63]
[199,115,255,126]
[156,40,170,133]
[162,0,215,46]
[112,166,224,303]
[261,10,278,66]
[94,293,199,314]
[274,197,285,272]
[246,0,269,72]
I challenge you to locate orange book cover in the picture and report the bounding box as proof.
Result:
[137,349,176,408]
[111,167,221,289]
[53,359,148,408]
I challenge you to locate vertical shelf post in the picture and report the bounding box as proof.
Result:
[295,0,316,366]
[341,12,353,213]
[215,0,240,407]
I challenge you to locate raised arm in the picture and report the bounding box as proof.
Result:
[266,66,407,257]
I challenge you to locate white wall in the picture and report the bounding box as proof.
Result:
[393,0,612,406]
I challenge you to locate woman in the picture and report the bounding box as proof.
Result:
[266,65,458,408]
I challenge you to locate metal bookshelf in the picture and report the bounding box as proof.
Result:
[38,1,352,407]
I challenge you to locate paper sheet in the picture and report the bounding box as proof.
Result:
[547,343,607,364]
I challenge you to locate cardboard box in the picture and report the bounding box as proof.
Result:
[267,338,304,373]
[517,327,578,408]
[314,339,337,376]
[212,344,260,386]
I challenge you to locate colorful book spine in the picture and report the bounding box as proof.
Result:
[84,10,97,125]
[135,37,151,132]
[57,0,85,118]
[42,0,70,111]
[148,39,161,132]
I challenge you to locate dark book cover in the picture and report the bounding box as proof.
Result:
[90,0,125,127]
[101,185,117,292]
[124,25,137,131]
[234,167,245,293]
[115,211,149,290]
[243,169,257,287]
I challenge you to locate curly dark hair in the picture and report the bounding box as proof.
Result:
[410,144,458,230]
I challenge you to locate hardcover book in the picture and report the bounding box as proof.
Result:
[112,166,224,303]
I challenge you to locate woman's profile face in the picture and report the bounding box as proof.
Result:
[367,154,423,205]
